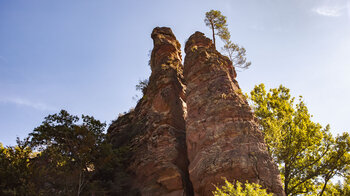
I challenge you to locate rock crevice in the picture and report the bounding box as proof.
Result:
[184,31,284,196]
[108,27,284,196]
[108,27,193,196]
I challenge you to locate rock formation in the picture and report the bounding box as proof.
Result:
[183,32,284,196]
[108,27,284,196]
[108,27,193,196]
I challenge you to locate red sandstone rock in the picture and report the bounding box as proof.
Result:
[108,27,193,196]
[108,28,284,196]
[183,31,285,196]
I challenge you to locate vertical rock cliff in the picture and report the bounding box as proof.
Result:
[108,27,284,196]
[108,27,193,196]
[183,32,284,196]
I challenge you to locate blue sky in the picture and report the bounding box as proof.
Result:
[1,0,349,146]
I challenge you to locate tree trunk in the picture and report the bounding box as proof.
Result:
[77,170,83,196]
[211,22,216,49]
[284,177,289,196]
[319,176,330,196]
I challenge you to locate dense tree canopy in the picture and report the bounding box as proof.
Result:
[249,84,350,196]
[0,110,128,196]
[28,110,108,195]
[0,139,32,195]
[323,177,350,196]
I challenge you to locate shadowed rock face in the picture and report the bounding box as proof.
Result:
[183,32,285,196]
[108,27,193,196]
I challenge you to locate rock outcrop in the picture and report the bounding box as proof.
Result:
[108,27,193,196]
[183,32,284,196]
[108,27,284,196]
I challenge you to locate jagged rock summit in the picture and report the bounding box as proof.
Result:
[108,27,192,196]
[184,31,284,196]
[108,27,284,196]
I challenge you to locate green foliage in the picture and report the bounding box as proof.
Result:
[249,84,350,196]
[136,79,149,95]
[0,139,33,195]
[222,41,251,70]
[322,177,350,196]
[213,179,273,196]
[27,110,114,195]
[318,133,350,196]
[204,10,228,48]
[0,110,130,195]
[204,10,251,70]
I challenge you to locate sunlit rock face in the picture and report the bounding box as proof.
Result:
[183,31,285,196]
[108,27,284,196]
[108,27,193,196]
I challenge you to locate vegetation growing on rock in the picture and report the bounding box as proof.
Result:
[204,10,251,70]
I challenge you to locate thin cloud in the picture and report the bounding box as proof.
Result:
[312,6,343,17]
[0,97,57,111]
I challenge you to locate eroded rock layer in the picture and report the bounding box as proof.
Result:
[183,32,284,196]
[108,27,193,196]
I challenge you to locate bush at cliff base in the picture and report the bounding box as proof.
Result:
[213,179,273,196]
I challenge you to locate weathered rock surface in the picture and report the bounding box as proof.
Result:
[108,27,193,196]
[108,27,284,196]
[183,32,284,196]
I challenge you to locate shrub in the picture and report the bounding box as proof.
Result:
[213,179,272,196]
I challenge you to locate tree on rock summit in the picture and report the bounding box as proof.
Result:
[204,9,251,70]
